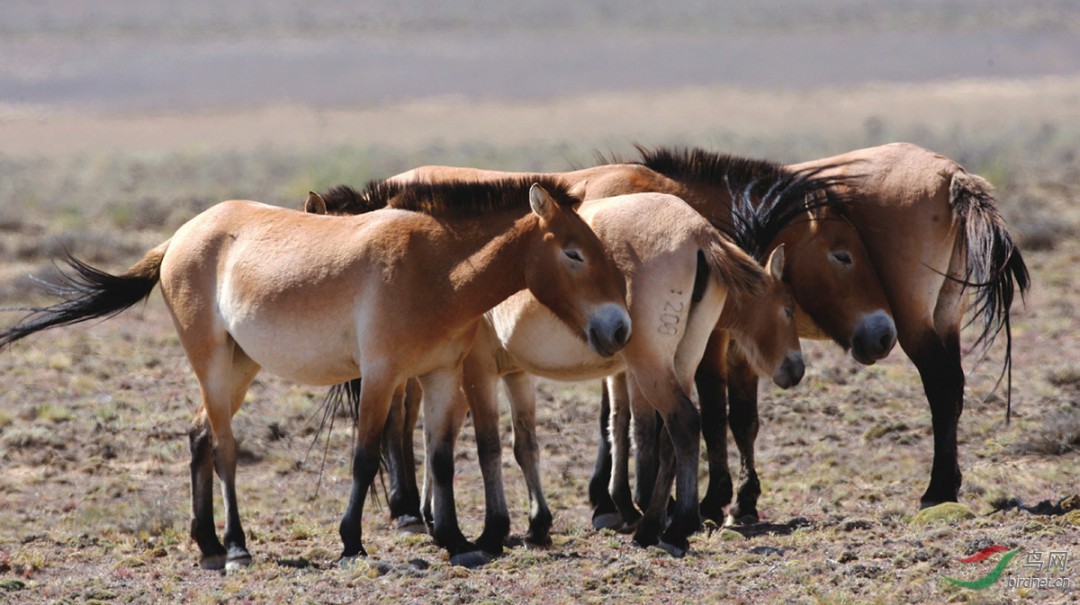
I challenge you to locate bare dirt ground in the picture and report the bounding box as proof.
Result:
[1,2,1078,603]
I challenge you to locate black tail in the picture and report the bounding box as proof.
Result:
[0,242,168,349]
[951,173,1032,421]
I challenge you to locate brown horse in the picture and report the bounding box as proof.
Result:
[0,178,631,569]
[310,187,775,559]
[393,152,897,524]
[787,142,1030,509]
[602,144,1028,521]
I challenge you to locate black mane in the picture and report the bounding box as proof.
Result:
[634,146,856,262]
[321,177,580,218]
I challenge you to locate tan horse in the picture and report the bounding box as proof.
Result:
[393,152,897,524]
[309,187,776,560]
[788,142,1030,509]
[0,178,631,569]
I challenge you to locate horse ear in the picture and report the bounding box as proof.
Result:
[568,179,588,202]
[766,243,786,280]
[529,183,561,222]
[305,191,327,215]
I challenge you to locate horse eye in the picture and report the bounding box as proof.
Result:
[831,251,853,265]
[784,307,795,319]
[564,249,584,262]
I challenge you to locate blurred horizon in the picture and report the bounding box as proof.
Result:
[3,0,1080,113]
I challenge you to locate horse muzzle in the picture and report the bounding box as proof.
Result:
[850,310,897,365]
[586,304,632,357]
[772,350,805,389]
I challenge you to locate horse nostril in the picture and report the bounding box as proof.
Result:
[614,323,628,347]
[879,331,894,352]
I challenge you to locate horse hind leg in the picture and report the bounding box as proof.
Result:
[603,373,641,532]
[908,327,964,507]
[189,413,226,569]
[696,331,734,524]
[418,368,484,566]
[463,354,512,555]
[382,379,425,531]
[587,380,619,529]
[726,350,762,525]
[188,341,261,571]
[503,370,555,546]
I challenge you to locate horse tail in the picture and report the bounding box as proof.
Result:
[695,225,766,308]
[950,172,1031,420]
[0,240,169,350]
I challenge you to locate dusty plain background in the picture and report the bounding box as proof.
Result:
[1,2,1078,603]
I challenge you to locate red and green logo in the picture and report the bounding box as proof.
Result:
[943,545,1021,590]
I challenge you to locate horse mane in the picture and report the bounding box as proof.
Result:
[355,176,580,218]
[627,146,856,262]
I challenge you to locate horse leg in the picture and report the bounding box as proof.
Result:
[398,378,424,529]
[462,352,511,555]
[696,330,733,524]
[418,368,481,564]
[909,328,964,507]
[587,380,619,529]
[192,343,260,571]
[628,372,702,557]
[189,413,226,569]
[502,370,555,547]
[604,373,641,530]
[338,373,398,561]
[726,350,762,524]
[382,381,423,529]
[629,387,660,514]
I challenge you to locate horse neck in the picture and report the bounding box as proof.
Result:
[438,211,540,322]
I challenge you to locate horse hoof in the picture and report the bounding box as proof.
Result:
[524,532,553,549]
[724,512,759,527]
[225,555,253,573]
[657,538,689,558]
[449,550,494,569]
[338,555,362,569]
[592,512,624,531]
[396,515,428,534]
[199,554,227,570]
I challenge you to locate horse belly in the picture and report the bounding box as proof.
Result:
[490,295,624,381]
[229,319,360,385]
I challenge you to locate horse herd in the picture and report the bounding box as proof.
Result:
[0,142,1029,571]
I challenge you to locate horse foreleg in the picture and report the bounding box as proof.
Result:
[500,370,552,547]
[339,375,397,561]
[462,354,511,555]
[418,368,479,564]
[697,330,733,524]
[726,351,762,525]
[603,373,640,531]
[189,415,226,569]
[910,330,964,507]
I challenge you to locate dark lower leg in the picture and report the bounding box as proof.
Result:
[339,439,381,558]
[212,432,250,566]
[607,376,640,527]
[189,422,226,567]
[503,371,552,546]
[588,382,617,520]
[727,353,761,522]
[696,342,733,523]
[914,333,964,507]
[659,404,702,554]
